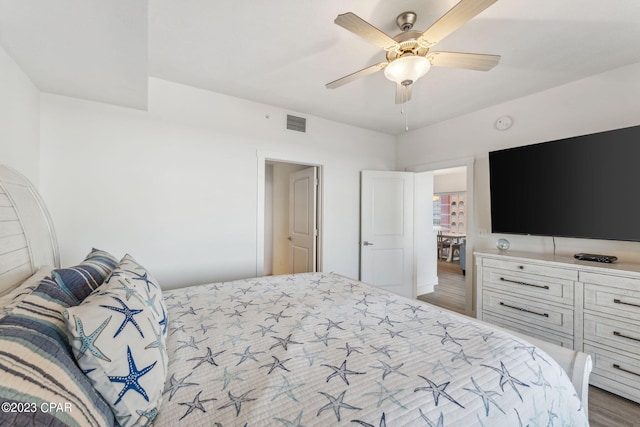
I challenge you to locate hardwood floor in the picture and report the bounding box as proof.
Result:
[417,261,640,424]
[417,260,466,315]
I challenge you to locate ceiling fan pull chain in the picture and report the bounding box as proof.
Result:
[403,85,409,131]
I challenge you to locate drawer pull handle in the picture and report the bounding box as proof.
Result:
[613,331,640,343]
[613,364,640,378]
[499,302,549,318]
[613,299,640,309]
[500,277,549,290]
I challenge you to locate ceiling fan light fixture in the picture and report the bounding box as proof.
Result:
[383,55,431,85]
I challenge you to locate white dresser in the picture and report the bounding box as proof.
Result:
[476,251,640,404]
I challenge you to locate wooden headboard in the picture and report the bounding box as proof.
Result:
[0,165,59,294]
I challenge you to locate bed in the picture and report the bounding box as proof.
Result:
[0,164,591,426]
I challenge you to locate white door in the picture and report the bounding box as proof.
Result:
[289,167,317,273]
[360,170,415,298]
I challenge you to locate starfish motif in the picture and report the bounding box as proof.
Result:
[403,303,427,314]
[176,335,206,351]
[265,310,292,323]
[374,315,400,328]
[126,269,156,291]
[447,349,482,366]
[321,360,365,385]
[233,346,264,366]
[177,306,198,319]
[260,356,292,375]
[465,377,506,416]
[435,320,455,330]
[311,331,339,347]
[163,372,198,401]
[418,409,444,427]
[363,382,406,409]
[235,299,256,309]
[320,318,345,331]
[217,389,256,417]
[199,323,216,335]
[142,288,159,315]
[273,410,305,427]
[265,374,305,402]
[352,412,388,427]
[253,324,278,337]
[369,360,408,380]
[414,376,464,408]
[108,346,157,405]
[527,363,552,399]
[135,407,158,425]
[225,309,245,318]
[339,342,363,357]
[188,347,226,369]
[112,279,137,300]
[316,390,361,422]
[430,331,468,346]
[178,390,217,421]
[145,318,167,370]
[300,309,319,320]
[72,315,111,361]
[481,361,529,401]
[356,297,370,307]
[213,366,245,390]
[369,344,397,359]
[299,347,326,366]
[158,305,167,335]
[385,328,406,339]
[270,334,303,351]
[99,296,144,338]
[515,345,551,365]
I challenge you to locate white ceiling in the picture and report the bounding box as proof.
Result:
[2,0,640,135]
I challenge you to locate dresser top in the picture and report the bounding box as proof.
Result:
[474,250,640,277]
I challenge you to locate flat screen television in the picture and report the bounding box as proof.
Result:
[489,124,640,242]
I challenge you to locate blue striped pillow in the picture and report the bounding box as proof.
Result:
[0,278,116,426]
[51,248,118,303]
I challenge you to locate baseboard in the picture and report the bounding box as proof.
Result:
[417,276,439,295]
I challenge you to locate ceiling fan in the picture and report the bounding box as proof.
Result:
[326,0,501,104]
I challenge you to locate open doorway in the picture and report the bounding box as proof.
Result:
[414,159,474,317]
[264,161,322,275]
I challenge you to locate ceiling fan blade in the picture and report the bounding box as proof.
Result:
[428,51,500,71]
[395,84,412,104]
[326,62,387,89]
[334,12,399,51]
[419,0,498,47]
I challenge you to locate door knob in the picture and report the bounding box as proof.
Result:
[287,236,292,241]
[363,241,374,246]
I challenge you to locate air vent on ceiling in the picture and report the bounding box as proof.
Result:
[286,114,306,133]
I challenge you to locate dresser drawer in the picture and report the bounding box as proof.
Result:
[483,267,574,306]
[482,291,573,336]
[584,344,640,404]
[584,283,640,322]
[584,313,640,355]
[580,270,640,290]
[482,257,578,281]
[482,312,574,349]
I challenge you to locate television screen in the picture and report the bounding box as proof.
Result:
[489,124,640,242]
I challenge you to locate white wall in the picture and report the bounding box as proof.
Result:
[0,45,40,184]
[434,168,466,194]
[397,60,640,263]
[39,78,395,289]
[264,163,273,276]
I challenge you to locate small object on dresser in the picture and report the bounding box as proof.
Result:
[496,238,510,251]
[574,253,618,263]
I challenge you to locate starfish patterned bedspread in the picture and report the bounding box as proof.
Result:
[155,272,588,426]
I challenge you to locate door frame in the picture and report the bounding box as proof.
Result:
[256,150,323,277]
[410,156,475,317]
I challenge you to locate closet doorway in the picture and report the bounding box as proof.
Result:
[264,161,322,276]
